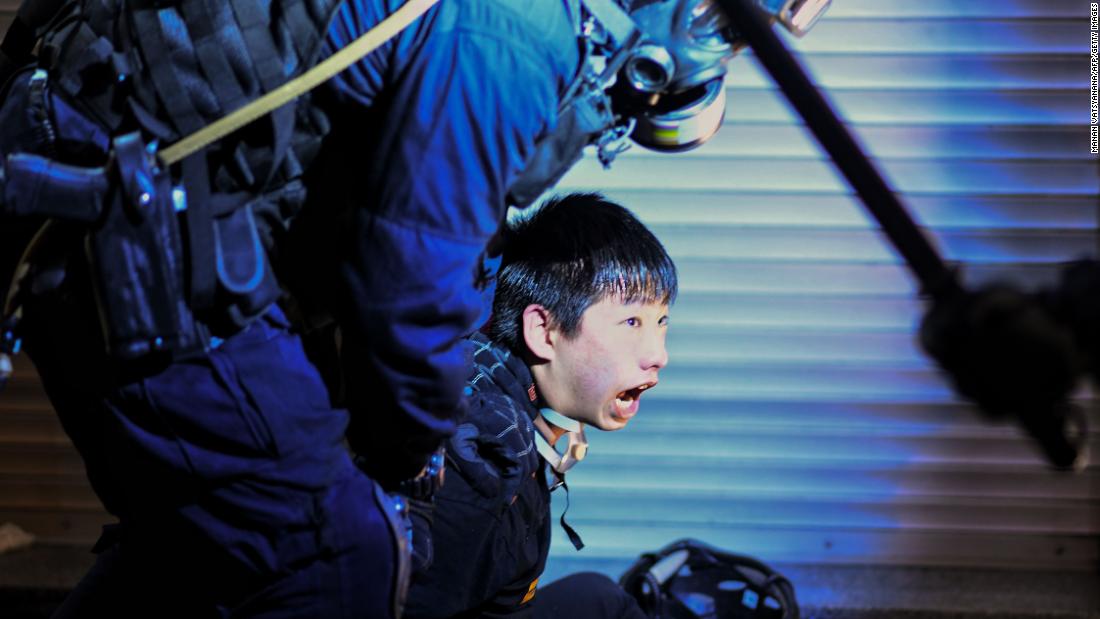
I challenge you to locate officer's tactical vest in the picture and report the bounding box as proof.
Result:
[20,0,344,358]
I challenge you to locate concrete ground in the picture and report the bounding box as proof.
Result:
[1,544,1097,618]
[542,556,1100,619]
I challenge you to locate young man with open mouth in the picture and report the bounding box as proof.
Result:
[405,192,676,619]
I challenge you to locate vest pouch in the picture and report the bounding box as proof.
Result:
[210,201,280,332]
[85,131,206,360]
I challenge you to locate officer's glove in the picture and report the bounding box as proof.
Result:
[1048,260,1100,385]
[406,496,435,574]
[397,447,445,575]
[919,284,1086,469]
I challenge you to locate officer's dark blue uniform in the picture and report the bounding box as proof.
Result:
[0,0,581,616]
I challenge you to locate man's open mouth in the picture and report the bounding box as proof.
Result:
[613,382,657,420]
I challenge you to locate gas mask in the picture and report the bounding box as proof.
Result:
[505,0,832,207]
[616,0,832,152]
[613,0,734,152]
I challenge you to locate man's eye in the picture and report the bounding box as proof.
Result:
[625,317,640,327]
[658,316,670,326]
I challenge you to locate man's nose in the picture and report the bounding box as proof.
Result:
[641,333,669,371]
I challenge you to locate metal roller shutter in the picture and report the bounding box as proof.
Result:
[548,0,1100,573]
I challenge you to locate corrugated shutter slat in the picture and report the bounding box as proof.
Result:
[550,0,1099,572]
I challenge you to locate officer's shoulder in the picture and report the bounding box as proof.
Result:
[431,0,578,86]
[446,0,575,50]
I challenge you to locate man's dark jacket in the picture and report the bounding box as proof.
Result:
[406,332,552,619]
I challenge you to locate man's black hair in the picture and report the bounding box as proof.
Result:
[486,192,678,352]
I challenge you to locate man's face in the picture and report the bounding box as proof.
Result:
[538,296,670,431]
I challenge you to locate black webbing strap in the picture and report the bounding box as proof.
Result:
[39,3,129,132]
[228,0,286,93]
[51,25,112,97]
[279,0,317,74]
[130,7,206,135]
[552,477,585,551]
[266,104,296,186]
[178,0,249,117]
[272,0,344,185]
[227,0,295,184]
[181,152,218,311]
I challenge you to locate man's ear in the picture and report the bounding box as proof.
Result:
[522,304,555,362]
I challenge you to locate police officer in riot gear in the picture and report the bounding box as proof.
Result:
[1,1,579,615]
[0,0,829,616]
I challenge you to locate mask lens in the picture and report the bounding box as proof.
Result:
[625,44,676,93]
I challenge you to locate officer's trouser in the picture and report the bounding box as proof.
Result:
[1,62,404,617]
[23,288,401,618]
